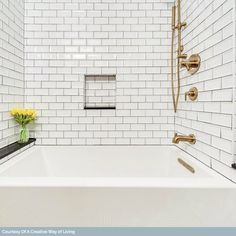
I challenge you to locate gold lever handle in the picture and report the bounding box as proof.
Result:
[177,22,187,29]
[181,61,200,70]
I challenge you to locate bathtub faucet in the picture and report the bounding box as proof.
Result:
[172,133,196,144]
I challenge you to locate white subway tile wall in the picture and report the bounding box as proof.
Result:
[1,0,236,181]
[174,0,236,181]
[24,0,174,145]
[0,0,24,147]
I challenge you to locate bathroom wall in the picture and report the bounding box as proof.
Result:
[24,0,174,145]
[234,0,236,173]
[174,0,236,181]
[0,0,25,147]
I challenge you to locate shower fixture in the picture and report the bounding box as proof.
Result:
[180,54,201,75]
[171,0,201,113]
[171,3,181,113]
[172,133,196,144]
[185,87,198,101]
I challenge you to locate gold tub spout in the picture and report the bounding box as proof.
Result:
[172,133,196,144]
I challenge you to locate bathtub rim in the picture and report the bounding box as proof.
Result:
[0,176,235,188]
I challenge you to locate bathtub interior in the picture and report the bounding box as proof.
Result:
[0,145,231,182]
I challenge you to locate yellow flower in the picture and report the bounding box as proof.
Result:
[10,108,37,125]
[10,109,16,116]
[10,108,18,116]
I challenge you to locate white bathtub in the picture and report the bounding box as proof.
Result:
[0,145,235,227]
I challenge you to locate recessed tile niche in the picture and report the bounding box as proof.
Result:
[84,75,116,110]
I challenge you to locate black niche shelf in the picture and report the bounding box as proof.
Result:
[0,138,36,161]
[84,74,116,110]
[232,163,236,170]
[84,106,116,110]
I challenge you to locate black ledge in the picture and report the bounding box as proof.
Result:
[84,106,116,110]
[0,138,36,161]
[232,163,236,170]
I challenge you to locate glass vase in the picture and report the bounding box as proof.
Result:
[18,125,29,144]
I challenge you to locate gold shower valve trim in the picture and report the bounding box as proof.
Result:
[180,54,201,75]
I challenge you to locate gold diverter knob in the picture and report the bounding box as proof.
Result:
[185,87,198,101]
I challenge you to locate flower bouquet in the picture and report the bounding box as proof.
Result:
[10,108,37,143]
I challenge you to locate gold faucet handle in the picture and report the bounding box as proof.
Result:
[181,22,187,28]
[184,92,188,101]
[185,87,198,101]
